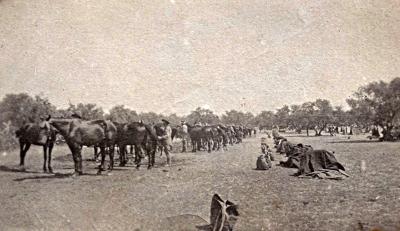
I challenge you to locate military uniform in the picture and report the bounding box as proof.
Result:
[180,121,188,152]
[159,119,172,166]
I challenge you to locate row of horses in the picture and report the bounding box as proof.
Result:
[175,124,255,153]
[15,116,255,177]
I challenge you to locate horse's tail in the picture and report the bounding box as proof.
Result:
[171,128,177,141]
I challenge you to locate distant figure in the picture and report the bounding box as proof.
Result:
[272,125,280,138]
[180,121,188,152]
[158,119,172,166]
[261,137,274,161]
[257,137,273,170]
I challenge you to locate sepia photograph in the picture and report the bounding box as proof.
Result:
[0,0,399,230]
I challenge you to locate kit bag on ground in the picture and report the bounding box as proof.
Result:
[256,154,271,170]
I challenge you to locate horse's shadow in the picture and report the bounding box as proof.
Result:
[0,165,41,174]
[328,140,380,144]
[13,172,99,182]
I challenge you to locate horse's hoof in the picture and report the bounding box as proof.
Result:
[97,171,102,175]
[49,169,54,174]
[136,166,140,170]
[71,172,80,178]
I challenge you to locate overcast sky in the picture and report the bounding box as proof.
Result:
[0,0,399,115]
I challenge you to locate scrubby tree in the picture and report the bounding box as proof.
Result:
[0,93,56,128]
[313,99,334,136]
[288,104,305,133]
[0,93,56,151]
[273,105,290,129]
[221,110,254,126]
[165,113,184,125]
[253,111,275,129]
[186,107,220,125]
[139,112,162,124]
[107,105,139,123]
[58,103,104,120]
[347,77,400,140]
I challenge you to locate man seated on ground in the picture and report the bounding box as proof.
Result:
[256,137,273,170]
[261,137,275,161]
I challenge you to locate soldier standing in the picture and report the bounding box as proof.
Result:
[158,119,172,166]
[181,121,188,152]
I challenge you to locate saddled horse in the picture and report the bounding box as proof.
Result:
[115,122,159,169]
[187,124,204,152]
[201,126,220,153]
[233,126,243,144]
[116,122,147,167]
[49,118,117,176]
[215,125,229,151]
[15,119,57,173]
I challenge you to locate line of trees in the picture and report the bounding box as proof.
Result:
[0,77,399,150]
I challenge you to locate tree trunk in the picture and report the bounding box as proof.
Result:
[306,127,309,136]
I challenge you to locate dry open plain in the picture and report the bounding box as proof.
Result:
[0,133,399,231]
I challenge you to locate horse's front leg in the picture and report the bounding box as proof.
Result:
[48,142,54,173]
[135,146,142,169]
[97,146,106,175]
[147,146,153,169]
[68,142,83,177]
[43,145,48,173]
[119,144,126,166]
[191,139,196,152]
[19,142,25,166]
[108,145,115,171]
[93,146,99,161]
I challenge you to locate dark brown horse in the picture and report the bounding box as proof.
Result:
[187,124,204,152]
[201,126,220,153]
[16,120,57,173]
[49,118,117,176]
[115,122,158,169]
[214,125,229,151]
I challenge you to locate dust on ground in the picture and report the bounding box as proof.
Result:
[0,134,399,231]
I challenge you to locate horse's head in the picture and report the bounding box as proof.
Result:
[153,123,167,136]
[210,194,239,231]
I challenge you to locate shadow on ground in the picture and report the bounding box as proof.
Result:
[0,165,41,174]
[328,140,380,144]
[13,172,100,182]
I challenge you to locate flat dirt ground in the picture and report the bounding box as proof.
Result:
[0,134,399,231]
